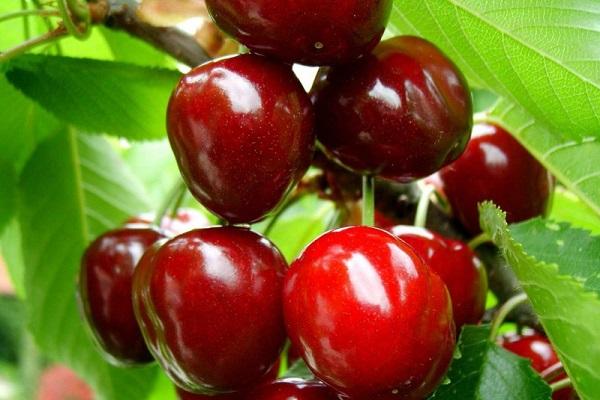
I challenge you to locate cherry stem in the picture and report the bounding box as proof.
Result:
[489,293,528,340]
[550,377,572,393]
[414,185,435,228]
[469,232,492,250]
[277,341,291,378]
[541,362,566,383]
[0,8,61,24]
[57,0,90,39]
[264,191,305,236]
[0,26,67,62]
[168,184,188,219]
[153,180,188,227]
[362,175,375,226]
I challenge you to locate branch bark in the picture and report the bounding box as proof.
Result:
[98,0,210,67]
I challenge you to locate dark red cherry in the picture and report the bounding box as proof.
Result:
[78,227,165,365]
[283,226,455,399]
[167,54,315,224]
[125,208,210,236]
[438,122,554,234]
[205,1,392,66]
[388,226,487,330]
[176,387,243,400]
[133,227,288,394]
[311,36,472,182]
[501,332,576,400]
[246,379,338,399]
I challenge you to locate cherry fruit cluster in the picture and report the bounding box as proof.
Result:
[77,2,556,399]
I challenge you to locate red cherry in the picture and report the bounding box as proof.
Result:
[167,54,315,224]
[37,365,93,400]
[176,387,243,400]
[204,1,392,66]
[311,36,472,182]
[283,226,455,398]
[439,123,554,234]
[388,226,487,330]
[501,332,576,400]
[78,227,165,365]
[133,227,288,394]
[247,379,338,400]
[125,208,210,235]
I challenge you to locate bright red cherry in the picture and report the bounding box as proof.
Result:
[167,54,315,224]
[133,227,288,394]
[388,226,487,330]
[176,387,243,400]
[204,1,392,66]
[125,208,210,236]
[283,226,455,399]
[501,332,576,400]
[78,228,165,365]
[438,122,554,234]
[311,36,472,182]
[246,379,338,399]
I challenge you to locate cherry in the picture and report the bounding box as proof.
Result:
[388,226,487,330]
[204,1,392,66]
[438,122,554,234]
[283,226,455,399]
[501,332,576,400]
[125,208,210,236]
[78,227,165,365]
[133,227,287,394]
[167,54,315,224]
[311,36,472,182]
[176,387,243,400]
[246,379,338,399]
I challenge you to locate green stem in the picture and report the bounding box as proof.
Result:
[277,341,291,378]
[362,175,375,226]
[57,0,90,39]
[21,0,30,39]
[469,232,492,250]
[169,185,188,218]
[0,8,60,24]
[414,185,435,228]
[20,332,42,400]
[489,293,528,340]
[0,26,67,62]
[153,180,188,227]
[264,192,305,236]
[550,377,572,393]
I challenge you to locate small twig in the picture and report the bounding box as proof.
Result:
[550,377,572,393]
[489,293,529,340]
[0,8,60,24]
[0,26,68,62]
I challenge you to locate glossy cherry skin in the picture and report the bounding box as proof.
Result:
[205,1,392,66]
[133,227,288,394]
[78,227,165,365]
[388,226,487,330]
[439,123,554,234]
[311,36,472,182]
[247,379,338,399]
[284,226,456,398]
[176,387,243,400]
[167,54,315,224]
[501,333,576,400]
[125,208,210,236]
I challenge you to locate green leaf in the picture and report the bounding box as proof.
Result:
[430,325,551,399]
[0,163,17,234]
[282,359,314,381]
[550,187,600,235]
[389,2,600,216]
[390,1,600,141]
[99,27,174,68]
[18,129,158,400]
[0,75,61,173]
[4,55,181,141]
[0,296,25,364]
[0,219,26,299]
[480,203,600,400]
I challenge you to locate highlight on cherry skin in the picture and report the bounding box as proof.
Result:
[283,226,456,399]
[166,53,315,225]
[204,0,393,66]
[132,226,288,395]
[501,331,577,400]
[311,35,473,182]
[438,122,554,234]
[78,227,166,366]
[388,225,488,330]
[124,208,210,236]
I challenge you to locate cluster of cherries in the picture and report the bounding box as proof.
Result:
[78,1,565,399]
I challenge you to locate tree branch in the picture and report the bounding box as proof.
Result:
[97,0,210,67]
